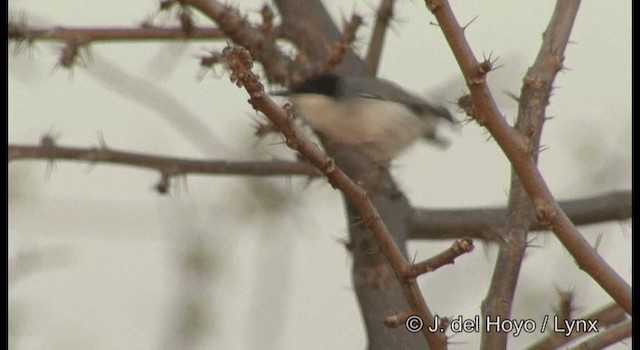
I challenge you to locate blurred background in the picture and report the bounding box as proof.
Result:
[8,0,631,349]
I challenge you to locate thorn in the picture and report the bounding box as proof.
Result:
[155,172,171,194]
[139,13,156,29]
[267,138,289,148]
[560,65,572,73]
[176,173,189,195]
[80,44,93,65]
[457,94,473,114]
[40,127,60,147]
[59,41,79,69]
[502,90,520,102]
[593,232,604,252]
[537,144,549,154]
[97,131,107,149]
[525,235,542,249]
[553,287,577,320]
[462,15,479,32]
[478,54,493,74]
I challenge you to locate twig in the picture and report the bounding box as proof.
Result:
[425,0,631,316]
[274,0,364,75]
[8,143,318,177]
[480,0,580,344]
[403,238,473,278]
[567,319,631,350]
[321,14,363,74]
[184,0,306,85]
[526,303,627,350]
[221,45,447,350]
[10,143,630,238]
[363,0,395,76]
[9,25,225,44]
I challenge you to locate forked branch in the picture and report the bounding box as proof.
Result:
[424,0,631,318]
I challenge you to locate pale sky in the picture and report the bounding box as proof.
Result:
[9,1,631,349]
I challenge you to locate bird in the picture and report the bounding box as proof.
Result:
[275,74,455,162]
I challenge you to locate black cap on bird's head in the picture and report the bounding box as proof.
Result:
[275,73,455,124]
[288,74,341,98]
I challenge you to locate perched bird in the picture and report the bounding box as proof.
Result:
[277,74,455,162]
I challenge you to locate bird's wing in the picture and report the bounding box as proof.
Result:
[342,77,456,123]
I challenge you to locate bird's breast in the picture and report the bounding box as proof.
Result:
[290,94,426,161]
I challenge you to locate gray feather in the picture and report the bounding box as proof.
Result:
[336,77,455,123]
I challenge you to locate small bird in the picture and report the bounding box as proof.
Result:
[277,74,455,162]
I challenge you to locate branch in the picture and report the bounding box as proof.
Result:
[221,46,447,349]
[568,319,631,350]
[10,142,630,235]
[526,303,628,350]
[184,0,307,85]
[8,143,318,178]
[320,14,363,74]
[9,25,225,44]
[409,190,632,240]
[425,0,631,317]
[363,0,395,76]
[275,0,364,74]
[11,140,630,236]
[403,238,474,278]
[478,0,582,344]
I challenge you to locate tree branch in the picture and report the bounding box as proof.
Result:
[479,0,583,344]
[274,0,363,75]
[9,143,630,237]
[363,0,395,77]
[9,25,225,43]
[184,0,307,85]
[568,318,631,350]
[8,143,318,178]
[526,303,628,350]
[425,0,631,318]
[221,46,447,349]
[320,15,363,74]
[403,238,474,278]
[409,190,632,240]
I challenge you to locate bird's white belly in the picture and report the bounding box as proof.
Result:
[290,94,425,160]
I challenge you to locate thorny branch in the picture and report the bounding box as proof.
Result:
[363,0,395,76]
[403,238,474,278]
[409,191,632,240]
[8,143,631,238]
[525,303,628,350]
[8,143,318,179]
[183,0,308,85]
[320,14,363,74]
[9,25,225,43]
[8,1,631,348]
[568,319,631,350]
[425,0,632,321]
[220,45,453,349]
[274,0,364,75]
